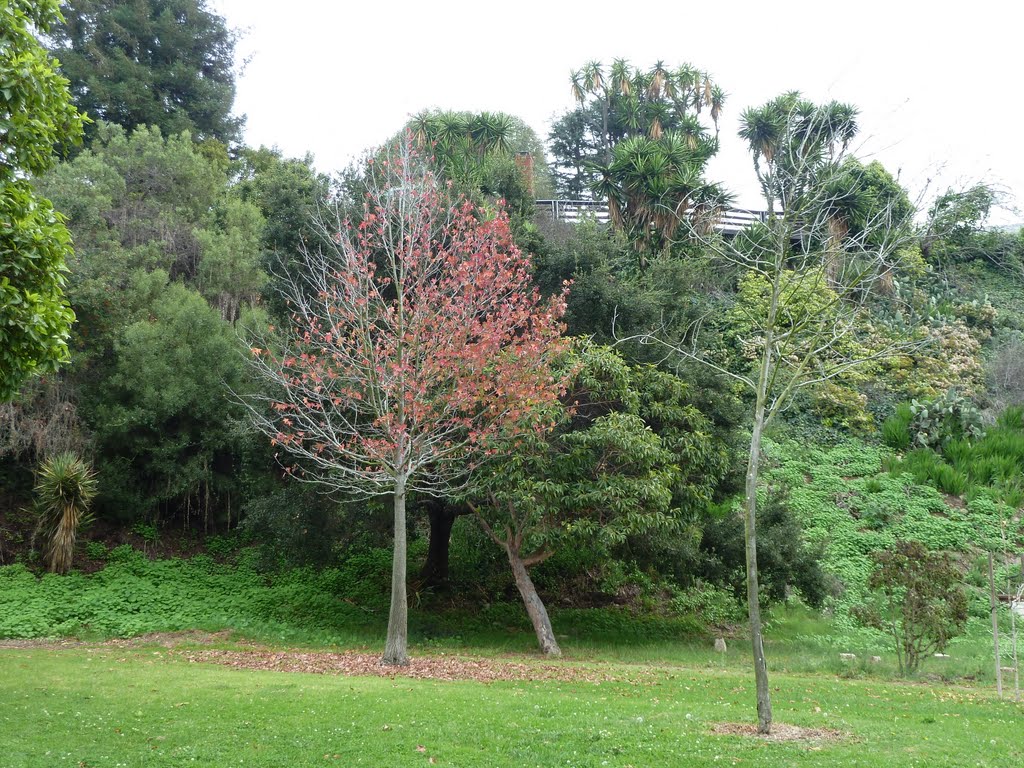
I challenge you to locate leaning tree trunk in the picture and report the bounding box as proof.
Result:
[382,478,409,666]
[745,363,773,734]
[507,546,561,657]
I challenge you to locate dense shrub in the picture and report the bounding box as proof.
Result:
[852,540,969,674]
[0,548,379,640]
[241,486,346,570]
[697,486,832,608]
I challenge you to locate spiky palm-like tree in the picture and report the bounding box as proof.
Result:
[601,131,729,265]
[34,452,97,575]
[565,59,727,264]
[408,109,516,190]
[739,92,860,217]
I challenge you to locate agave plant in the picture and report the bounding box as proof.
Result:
[34,452,97,575]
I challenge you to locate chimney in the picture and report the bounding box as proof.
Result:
[515,152,535,198]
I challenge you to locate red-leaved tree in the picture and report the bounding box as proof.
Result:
[245,136,569,665]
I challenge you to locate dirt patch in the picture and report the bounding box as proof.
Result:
[175,648,654,684]
[710,722,845,743]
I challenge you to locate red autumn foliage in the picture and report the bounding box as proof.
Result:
[247,135,569,498]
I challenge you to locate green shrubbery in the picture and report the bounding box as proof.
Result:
[0,542,718,645]
[697,488,832,609]
[0,547,372,640]
[763,439,987,619]
[882,402,1024,529]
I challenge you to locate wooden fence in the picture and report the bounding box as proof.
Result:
[534,200,772,236]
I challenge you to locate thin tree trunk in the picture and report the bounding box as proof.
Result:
[989,552,1002,697]
[382,479,409,666]
[1011,584,1021,702]
[601,99,610,166]
[745,371,772,734]
[507,546,561,657]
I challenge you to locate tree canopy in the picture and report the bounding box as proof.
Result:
[32,123,267,524]
[553,60,729,263]
[47,0,242,143]
[0,0,85,400]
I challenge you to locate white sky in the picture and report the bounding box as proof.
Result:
[211,0,1023,223]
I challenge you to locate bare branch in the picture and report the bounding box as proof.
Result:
[238,133,570,501]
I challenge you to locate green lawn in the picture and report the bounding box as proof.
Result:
[1,641,1020,767]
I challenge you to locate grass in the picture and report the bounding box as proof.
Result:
[1,640,1021,767]
[2,532,1021,765]
[1,547,1015,685]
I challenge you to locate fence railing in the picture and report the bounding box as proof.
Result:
[534,200,772,235]
[534,199,611,224]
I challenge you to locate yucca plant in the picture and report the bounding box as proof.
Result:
[34,452,98,575]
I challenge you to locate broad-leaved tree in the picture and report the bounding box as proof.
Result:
[245,136,569,665]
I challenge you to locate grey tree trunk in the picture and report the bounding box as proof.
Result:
[382,480,409,666]
[989,552,1002,697]
[745,361,773,734]
[507,547,561,657]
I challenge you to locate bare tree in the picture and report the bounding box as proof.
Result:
[629,95,920,733]
[990,551,1003,697]
[0,376,85,461]
[1010,582,1023,702]
[989,341,1024,413]
[243,136,568,666]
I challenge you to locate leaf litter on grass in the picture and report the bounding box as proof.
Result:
[175,647,662,684]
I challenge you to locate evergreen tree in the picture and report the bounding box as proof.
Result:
[0,0,85,400]
[553,60,730,265]
[48,0,242,143]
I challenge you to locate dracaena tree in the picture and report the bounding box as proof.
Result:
[245,135,569,666]
[559,60,730,266]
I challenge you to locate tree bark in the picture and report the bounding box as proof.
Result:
[507,546,561,657]
[382,479,409,666]
[745,367,773,734]
[419,499,458,589]
[989,552,1002,697]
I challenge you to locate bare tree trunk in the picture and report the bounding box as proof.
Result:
[382,479,409,666]
[1011,584,1021,702]
[989,552,1002,697]
[745,359,772,734]
[507,546,561,657]
[601,99,611,166]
